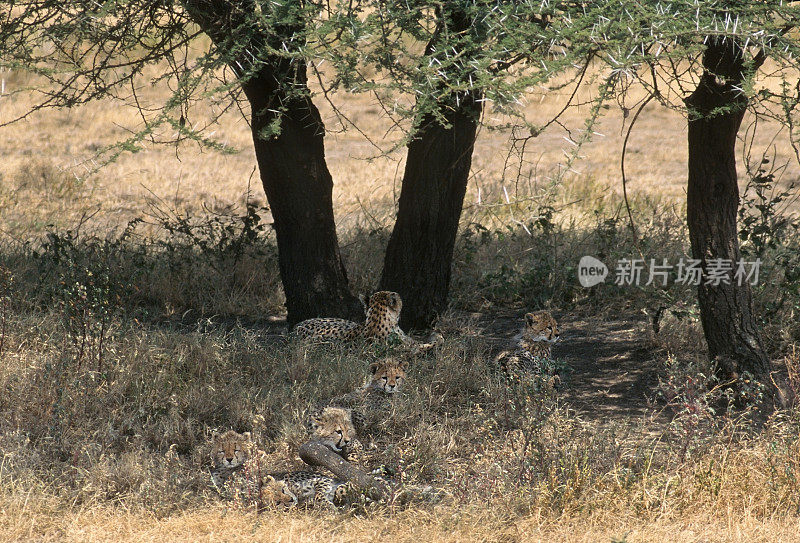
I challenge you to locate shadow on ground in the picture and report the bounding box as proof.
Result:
[481,312,665,421]
[181,308,668,423]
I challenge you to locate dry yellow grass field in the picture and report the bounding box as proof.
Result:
[2,63,796,236]
[2,61,800,543]
[4,502,800,543]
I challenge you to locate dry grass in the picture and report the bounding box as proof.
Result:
[1,63,800,542]
[2,63,798,237]
[3,501,800,543]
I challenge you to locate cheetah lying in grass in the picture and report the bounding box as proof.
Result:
[259,472,349,509]
[300,400,445,507]
[209,429,350,508]
[293,291,442,353]
[209,430,252,489]
[294,291,405,342]
[209,362,443,510]
[305,406,360,457]
[209,408,363,486]
[325,358,408,438]
[494,311,565,387]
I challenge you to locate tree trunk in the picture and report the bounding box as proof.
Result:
[182,1,362,325]
[241,72,362,325]
[685,38,771,382]
[379,8,483,331]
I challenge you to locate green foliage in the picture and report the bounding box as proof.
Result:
[452,200,694,314]
[738,144,800,323]
[3,0,799,196]
[57,262,116,372]
[739,163,799,259]
[29,202,281,319]
[657,354,766,462]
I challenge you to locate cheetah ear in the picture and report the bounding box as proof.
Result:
[263,475,276,484]
[369,361,380,374]
[525,313,536,326]
[242,432,251,440]
[398,360,409,371]
[211,430,220,439]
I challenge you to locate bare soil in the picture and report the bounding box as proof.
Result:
[481,312,664,421]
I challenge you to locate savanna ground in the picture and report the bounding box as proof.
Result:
[2,64,800,542]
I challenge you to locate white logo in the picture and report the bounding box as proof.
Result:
[578,256,608,288]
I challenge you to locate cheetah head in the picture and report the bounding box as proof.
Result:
[367,358,408,394]
[210,430,251,470]
[260,475,297,508]
[307,407,356,453]
[523,311,560,343]
[365,291,402,328]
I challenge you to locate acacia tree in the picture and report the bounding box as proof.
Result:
[0,0,570,329]
[317,1,563,329]
[0,0,364,325]
[180,1,364,324]
[577,1,800,384]
[377,4,484,330]
[12,0,792,366]
[685,37,771,380]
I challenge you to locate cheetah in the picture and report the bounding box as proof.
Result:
[306,406,359,457]
[494,311,563,384]
[208,432,348,509]
[260,472,349,508]
[363,358,407,394]
[262,468,439,509]
[209,430,252,488]
[294,291,408,343]
[259,474,298,507]
[326,358,408,438]
[308,358,412,472]
[336,358,408,400]
[293,291,442,354]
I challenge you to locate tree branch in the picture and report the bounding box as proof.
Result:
[298,441,387,501]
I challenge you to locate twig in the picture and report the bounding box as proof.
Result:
[620,94,654,243]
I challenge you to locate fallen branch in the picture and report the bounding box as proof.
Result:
[298,441,387,501]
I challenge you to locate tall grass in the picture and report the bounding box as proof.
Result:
[0,187,799,540]
[2,64,800,541]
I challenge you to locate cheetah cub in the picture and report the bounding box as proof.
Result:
[306,406,360,457]
[293,291,442,353]
[208,431,349,509]
[260,472,349,508]
[495,311,562,380]
[327,358,408,437]
[209,430,252,488]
